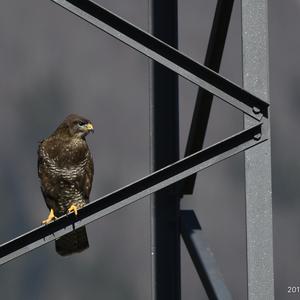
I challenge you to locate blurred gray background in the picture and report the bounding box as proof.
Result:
[0,0,298,299]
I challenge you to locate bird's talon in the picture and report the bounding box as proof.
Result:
[42,209,57,225]
[68,204,78,215]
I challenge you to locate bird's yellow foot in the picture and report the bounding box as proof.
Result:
[42,209,57,225]
[68,204,78,215]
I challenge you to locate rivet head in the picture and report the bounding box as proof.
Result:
[254,133,262,141]
[253,106,261,114]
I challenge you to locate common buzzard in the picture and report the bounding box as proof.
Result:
[38,114,94,256]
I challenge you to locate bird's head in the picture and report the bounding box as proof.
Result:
[55,114,94,139]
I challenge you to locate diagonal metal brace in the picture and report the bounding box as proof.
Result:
[181,210,233,300]
[183,0,234,195]
[50,0,268,120]
[0,123,265,265]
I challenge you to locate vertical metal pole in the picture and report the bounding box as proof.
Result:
[241,1,274,299]
[149,1,180,299]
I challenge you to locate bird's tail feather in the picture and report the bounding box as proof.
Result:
[55,226,89,256]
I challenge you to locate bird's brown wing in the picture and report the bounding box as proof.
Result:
[81,151,94,202]
[37,140,44,179]
[37,140,49,201]
[37,140,59,211]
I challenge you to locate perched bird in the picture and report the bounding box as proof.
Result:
[38,114,94,256]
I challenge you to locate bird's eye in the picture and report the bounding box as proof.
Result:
[78,121,86,126]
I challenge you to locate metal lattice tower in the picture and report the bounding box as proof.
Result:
[0,1,274,299]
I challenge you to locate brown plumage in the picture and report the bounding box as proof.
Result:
[38,114,94,256]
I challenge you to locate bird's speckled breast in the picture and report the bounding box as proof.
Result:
[39,138,90,215]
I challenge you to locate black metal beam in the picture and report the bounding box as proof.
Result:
[149,0,180,299]
[0,124,264,265]
[181,210,232,300]
[183,0,234,195]
[50,0,268,120]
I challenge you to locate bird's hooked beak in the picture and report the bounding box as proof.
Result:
[85,123,94,134]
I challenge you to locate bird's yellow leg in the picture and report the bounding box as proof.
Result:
[42,209,57,224]
[68,204,78,215]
